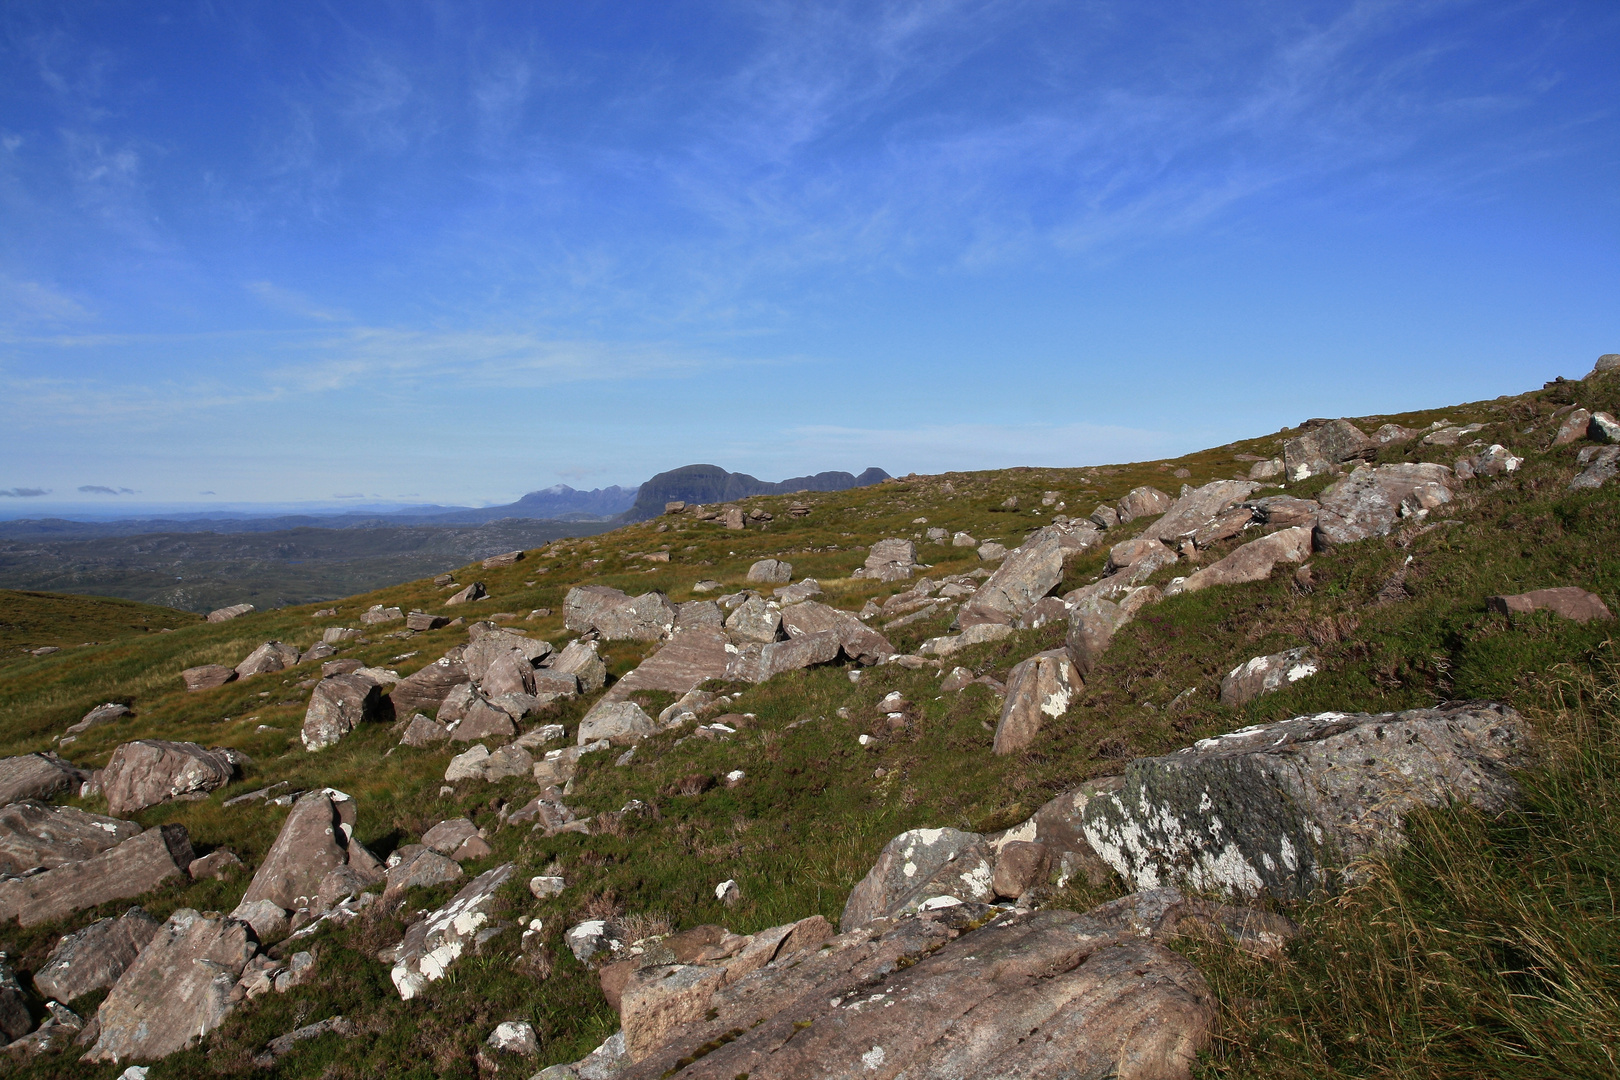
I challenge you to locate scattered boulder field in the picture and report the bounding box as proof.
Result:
[0,361,1617,1077]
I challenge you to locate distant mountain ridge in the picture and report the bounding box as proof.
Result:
[622,464,890,522]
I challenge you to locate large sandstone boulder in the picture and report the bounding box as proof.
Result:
[674,600,725,629]
[606,628,730,700]
[724,596,783,642]
[444,582,488,606]
[864,538,917,582]
[465,629,552,685]
[603,903,1213,1080]
[956,534,1064,629]
[236,790,382,916]
[391,863,515,1000]
[302,673,388,751]
[778,602,894,665]
[1283,419,1375,481]
[34,907,160,1003]
[181,664,238,691]
[1163,526,1312,596]
[1116,485,1172,522]
[234,641,300,678]
[82,908,257,1064]
[0,801,143,875]
[1065,586,1160,676]
[0,752,87,805]
[1571,445,1620,490]
[390,654,470,716]
[726,631,843,683]
[1148,480,1261,544]
[450,698,519,743]
[565,585,630,632]
[1219,647,1319,706]
[840,828,996,932]
[102,740,240,814]
[1081,702,1532,898]
[549,639,608,694]
[1313,463,1453,546]
[0,824,194,927]
[207,603,254,622]
[65,701,131,736]
[746,559,792,584]
[578,701,658,746]
[594,592,677,641]
[992,649,1079,755]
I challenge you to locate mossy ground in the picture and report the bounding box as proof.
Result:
[0,375,1616,1077]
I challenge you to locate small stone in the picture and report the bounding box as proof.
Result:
[529,875,565,898]
[715,879,741,906]
[488,1020,539,1056]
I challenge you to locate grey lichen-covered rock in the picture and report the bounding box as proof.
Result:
[607,627,730,699]
[1081,702,1533,899]
[745,558,792,584]
[390,654,470,716]
[207,602,255,622]
[1163,526,1312,596]
[383,846,463,901]
[1219,647,1319,706]
[726,630,842,683]
[1313,463,1453,546]
[235,790,380,914]
[840,827,996,932]
[956,534,1064,629]
[1116,485,1173,522]
[399,713,451,747]
[992,649,1079,755]
[82,908,257,1064]
[34,907,161,1004]
[181,663,238,691]
[1283,419,1375,481]
[391,863,515,1000]
[101,740,240,815]
[302,673,388,751]
[1570,446,1619,490]
[0,752,88,805]
[578,700,658,746]
[64,701,131,736]
[863,538,917,581]
[564,584,630,632]
[549,639,609,694]
[723,596,783,642]
[234,641,300,678]
[0,825,193,927]
[1148,480,1261,544]
[444,581,488,606]
[0,801,143,875]
[443,744,534,783]
[778,601,894,665]
[464,629,552,686]
[594,592,677,641]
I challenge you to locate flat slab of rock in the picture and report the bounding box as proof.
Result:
[1164,526,1312,596]
[1081,701,1533,898]
[102,740,239,814]
[1149,480,1261,543]
[1487,587,1613,623]
[207,603,255,622]
[34,907,160,1003]
[608,904,1212,1080]
[235,641,300,678]
[0,801,143,875]
[1314,463,1453,546]
[591,591,677,641]
[0,752,88,806]
[65,702,131,736]
[181,663,238,691]
[302,673,388,751]
[957,534,1064,628]
[390,654,470,715]
[1219,647,1319,706]
[992,649,1079,754]
[778,601,894,665]
[0,825,193,927]
[840,828,995,931]
[1283,419,1374,480]
[83,908,256,1063]
[606,627,730,700]
[391,863,515,1000]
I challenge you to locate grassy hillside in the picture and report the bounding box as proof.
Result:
[0,372,1616,1078]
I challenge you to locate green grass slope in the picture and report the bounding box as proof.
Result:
[0,372,1616,1078]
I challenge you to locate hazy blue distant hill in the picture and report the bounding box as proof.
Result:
[623,464,889,521]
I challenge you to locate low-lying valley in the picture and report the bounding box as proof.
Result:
[0,360,1617,1079]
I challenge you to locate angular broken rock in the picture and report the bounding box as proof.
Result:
[1164,525,1312,596]
[235,641,300,678]
[1283,419,1375,481]
[1149,480,1261,544]
[532,740,609,788]
[384,846,463,900]
[444,582,488,606]
[1571,445,1620,490]
[406,610,450,632]
[34,907,160,1004]
[207,603,255,623]
[594,592,677,642]
[392,863,515,1000]
[727,630,842,683]
[83,908,256,1063]
[745,559,792,584]
[1487,587,1614,623]
[778,602,894,665]
[993,649,1079,755]
[302,673,388,751]
[566,585,628,632]
[864,538,917,582]
[421,817,480,855]
[957,534,1063,629]
[1245,495,1319,529]
[774,579,822,604]
[1553,408,1593,446]
[399,713,451,747]
[549,638,609,694]
[0,752,89,806]
[610,905,1212,1080]
[0,824,193,927]
[1081,701,1533,898]
[181,664,237,692]
[237,790,381,914]
[444,744,534,783]
[0,801,143,875]
[1064,586,1160,676]
[452,698,519,743]
[724,596,783,643]
[359,605,403,626]
[465,629,553,685]
[1116,485,1172,523]
[483,550,524,568]
[1313,463,1454,546]
[1219,647,1319,706]
[65,702,131,737]
[607,627,730,700]
[102,740,239,814]
[578,700,658,746]
[674,600,724,630]
[840,828,996,932]
[1589,410,1620,443]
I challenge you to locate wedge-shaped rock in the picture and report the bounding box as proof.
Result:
[451,698,519,743]
[1149,480,1261,544]
[840,828,995,932]
[66,701,131,736]
[465,629,552,685]
[724,596,783,642]
[1081,702,1532,898]
[234,641,300,678]
[1064,586,1160,676]
[778,601,894,665]
[957,534,1064,629]
[578,700,657,746]
[607,905,1212,1080]
[564,585,630,632]
[0,752,88,805]
[102,740,239,815]
[236,790,381,915]
[302,673,388,751]
[391,863,515,1000]
[82,908,256,1064]
[1219,647,1318,706]
[0,824,193,927]
[390,654,470,716]
[993,649,1079,755]
[727,630,843,683]
[1164,526,1312,596]
[1313,463,1453,546]
[1283,419,1375,481]
[0,801,143,875]
[34,907,160,1004]
[208,603,255,622]
[1116,485,1172,522]
[182,663,237,691]
[606,627,730,700]
[549,638,608,693]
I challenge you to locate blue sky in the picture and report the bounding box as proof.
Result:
[1,0,1616,511]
